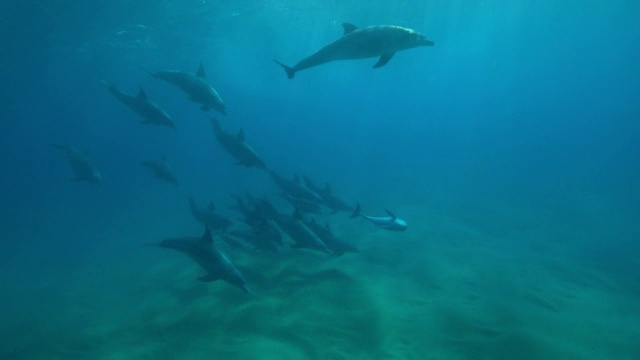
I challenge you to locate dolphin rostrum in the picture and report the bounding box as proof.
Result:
[101,81,175,128]
[274,23,434,79]
[51,144,102,184]
[210,117,267,170]
[147,63,226,114]
[152,226,250,293]
[350,203,407,231]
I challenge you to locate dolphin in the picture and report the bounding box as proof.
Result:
[306,218,358,256]
[226,226,280,254]
[140,155,178,186]
[350,203,407,231]
[274,22,434,79]
[210,117,268,170]
[187,197,233,233]
[146,63,226,114]
[278,208,332,254]
[279,192,322,214]
[51,144,102,184]
[269,171,323,204]
[151,226,250,293]
[100,81,175,128]
[303,176,352,213]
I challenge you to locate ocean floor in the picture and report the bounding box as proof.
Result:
[2,197,639,360]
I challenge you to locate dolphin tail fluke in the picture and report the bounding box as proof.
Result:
[350,203,362,219]
[273,60,296,79]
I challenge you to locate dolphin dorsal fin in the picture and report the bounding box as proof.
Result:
[236,128,245,141]
[384,209,397,220]
[208,201,215,211]
[324,222,333,232]
[341,23,358,35]
[202,226,213,243]
[137,87,148,101]
[197,63,206,78]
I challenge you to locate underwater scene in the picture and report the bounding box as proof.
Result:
[1,0,639,359]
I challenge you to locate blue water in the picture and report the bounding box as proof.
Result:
[2,1,639,358]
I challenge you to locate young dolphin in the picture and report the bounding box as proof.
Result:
[350,203,408,231]
[100,81,175,128]
[140,155,178,186]
[274,22,434,79]
[151,226,250,293]
[51,144,102,184]
[146,63,226,114]
[210,117,268,170]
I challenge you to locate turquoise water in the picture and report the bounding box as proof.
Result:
[1,1,639,358]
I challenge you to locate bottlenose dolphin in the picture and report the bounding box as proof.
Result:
[274,23,434,79]
[146,63,226,114]
[350,203,407,231]
[278,209,332,254]
[152,226,250,293]
[303,176,352,213]
[140,156,178,186]
[270,171,323,204]
[210,117,268,170]
[51,144,102,184]
[187,197,233,233]
[101,81,175,128]
[306,218,358,256]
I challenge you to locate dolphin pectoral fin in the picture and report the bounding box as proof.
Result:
[274,60,296,79]
[198,274,219,282]
[373,53,395,68]
[341,23,359,35]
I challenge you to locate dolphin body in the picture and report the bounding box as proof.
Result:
[101,82,175,128]
[306,218,358,256]
[270,171,323,204]
[140,156,178,186]
[303,176,352,213]
[153,226,250,293]
[278,209,332,254]
[350,203,407,231]
[51,145,102,184]
[210,117,268,170]
[187,197,233,233]
[274,22,434,79]
[147,63,226,114]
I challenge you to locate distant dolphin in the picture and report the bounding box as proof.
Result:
[279,209,332,254]
[151,226,250,293]
[274,23,434,79]
[269,171,323,204]
[306,218,358,256]
[140,155,178,186]
[350,203,407,231]
[100,81,175,128]
[303,176,352,213]
[51,144,102,184]
[187,197,233,233]
[146,63,226,114]
[210,117,267,170]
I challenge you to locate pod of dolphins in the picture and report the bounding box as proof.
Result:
[52,23,433,293]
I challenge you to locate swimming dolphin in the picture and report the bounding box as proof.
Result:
[226,226,280,254]
[303,176,352,213]
[279,192,322,214]
[51,144,102,184]
[210,117,268,170]
[146,63,226,114]
[100,81,175,128]
[270,171,323,204]
[140,155,178,186]
[274,23,434,79]
[278,209,332,254]
[187,197,233,233]
[350,203,407,231]
[151,226,250,293]
[306,218,358,256]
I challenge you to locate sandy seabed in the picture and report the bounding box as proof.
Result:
[2,200,639,360]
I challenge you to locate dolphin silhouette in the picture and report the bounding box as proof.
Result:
[101,81,175,128]
[151,226,250,293]
[274,23,433,79]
